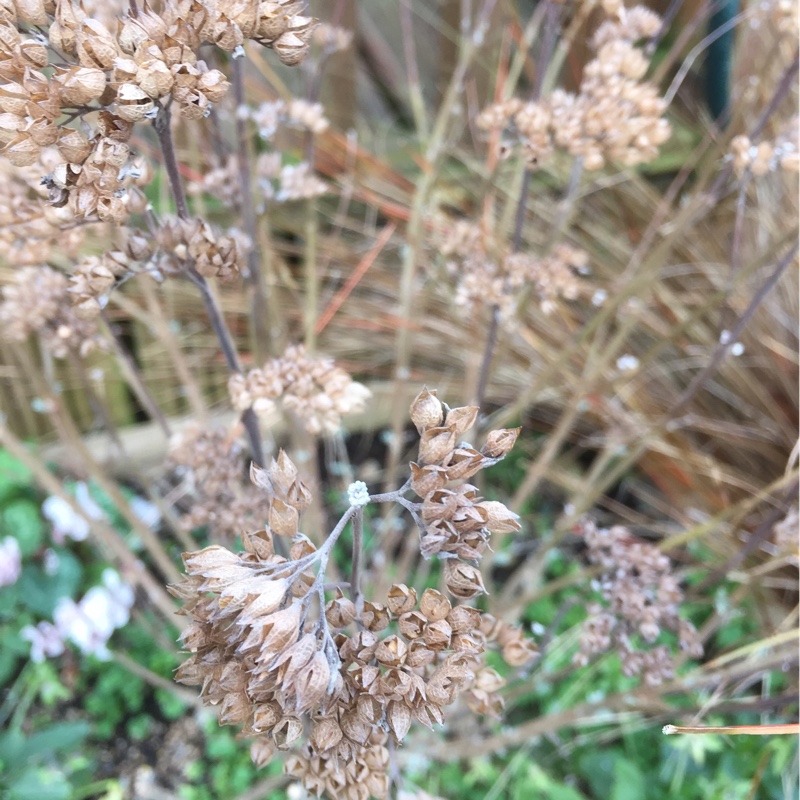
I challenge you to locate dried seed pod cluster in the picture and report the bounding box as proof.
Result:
[433,218,591,324]
[476,5,670,170]
[0,264,103,357]
[228,344,371,436]
[68,250,130,318]
[171,393,536,799]
[166,425,267,540]
[0,154,87,265]
[0,0,315,221]
[573,520,703,686]
[408,388,521,593]
[153,215,240,279]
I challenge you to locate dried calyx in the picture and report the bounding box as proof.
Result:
[170,390,536,800]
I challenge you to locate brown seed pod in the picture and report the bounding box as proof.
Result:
[386,584,417,616]
[443,560,486,600]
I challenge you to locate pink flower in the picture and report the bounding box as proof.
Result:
[0,537,21,587]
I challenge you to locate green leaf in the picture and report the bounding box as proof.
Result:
[611,759,646,800]
[17,557,81,618]
[3,501,44,557]
[8,768,71,800]
[0,449,33,503]
[15,722,90,762]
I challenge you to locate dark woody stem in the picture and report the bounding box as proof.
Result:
[152,100,265,468]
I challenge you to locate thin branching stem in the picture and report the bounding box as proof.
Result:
[350,507,364,613]
[99,309,171,437]
[231,56,271,362]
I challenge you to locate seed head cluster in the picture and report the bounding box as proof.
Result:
[437,217,590,322]
[171,392,537,799]
[166,424,265,541]
[228,344,371,436]
[573,521,703,686]
[0,264,103,357]
[477,5,669,170]
[0,0,314,223]
[729,120,799,177]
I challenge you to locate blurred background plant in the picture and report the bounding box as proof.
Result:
[0,0,797,798]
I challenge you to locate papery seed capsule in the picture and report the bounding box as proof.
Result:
[418,425,457,465]
[481,427,520,458]
[250,737,276,767]
[386,583,417,616]
[444,405,478,437]
[443,559,486,600]
[115,83,155,121]
[419,588,450,621]
[409,387,443,433]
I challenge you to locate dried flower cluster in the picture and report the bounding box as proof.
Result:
[166,424,264,540]
[0,0,314,223]
[437,218,590,321]
[573,521,703,686]
[252,97,330,139]
[153,215,240,279]
[311,22,353,54]
[0,152,89,265]
[477,6,669,170]
[188,151,329,208]
[171,391,536,799]
[68,250,131,318]
[229,345,371,436]
[729,121,799,177]
[0,264,103,356]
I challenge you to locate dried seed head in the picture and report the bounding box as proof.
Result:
[444,405,478,437]
[115,83,155,121]
[360,601,390,632]
[325,594,356,628]
[268,497,299,537]
[56,66,107,105]
[410,387,444,433]
[446,604,481,634]
[409,462,449,497]
[418,425,458,465]
[386,584,417,616]
[482,427,521,458]
[443,560,486,600]
[419,588,451,621]
[398,610,427,640]
[374,635,408,668]
[250,737,276,767]
[423,618,452,650]
[310,717,343,752]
